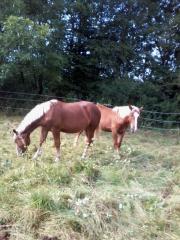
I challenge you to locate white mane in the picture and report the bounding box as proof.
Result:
[16,99,58,134]
[113,105,139,117]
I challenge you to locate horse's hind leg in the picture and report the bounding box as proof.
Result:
[94,126,100,141]
[81,128,94,159]
[74,130,83,147]
[117,133,124,151]
[33,127,48,159]
[52,130,61,162]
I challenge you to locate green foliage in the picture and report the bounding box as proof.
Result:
[70,160,86,173]
[84,164,101,182]
[0,0,179,113]
[0,16,49,82]
[0,1,66,94]
[30,191,56,211]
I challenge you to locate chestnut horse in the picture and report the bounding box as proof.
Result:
[13,100,101,161]
[75,103,138,152]
[113,105,143,133]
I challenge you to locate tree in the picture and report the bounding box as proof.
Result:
[0,16,49,93]
[0,0,66,94]
[0,0,179,117]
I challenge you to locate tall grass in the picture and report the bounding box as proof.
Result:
[0,115,179,240]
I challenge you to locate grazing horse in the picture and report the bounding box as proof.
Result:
[74,103,138,152]
[13,100,101,161]
[95,104,138,151]
[112,105,143,133]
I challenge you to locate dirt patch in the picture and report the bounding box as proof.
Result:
[162,182,173,199]
[41,236,58,240]
[0,232,10,240]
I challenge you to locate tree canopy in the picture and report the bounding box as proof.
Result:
[0,0,179,115]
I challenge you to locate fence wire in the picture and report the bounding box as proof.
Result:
[0,91,180,132]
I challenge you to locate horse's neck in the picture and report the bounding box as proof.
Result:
[115,106,131,117]
[123,115,132,128]
[20,121,39,136]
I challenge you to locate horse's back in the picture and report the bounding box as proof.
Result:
[51,101,101,133]
[63,100,100,119]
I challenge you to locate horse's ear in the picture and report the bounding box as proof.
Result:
[129,105,133,111]
[13,129,18,135]
[140,107,143,111]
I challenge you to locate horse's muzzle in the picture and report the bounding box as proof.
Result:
[16,146,27,156]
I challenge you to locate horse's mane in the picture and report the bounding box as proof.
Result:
[96,103,111,109]
[113,105,139,117]
[16,99,58,133]
[96,103,104,107]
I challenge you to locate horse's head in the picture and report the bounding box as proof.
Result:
[129,105,143,133]
[13,129,30,155]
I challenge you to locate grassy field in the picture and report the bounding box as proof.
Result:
[0,115,179,240]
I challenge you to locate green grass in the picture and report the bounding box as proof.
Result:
[0,115,180,240]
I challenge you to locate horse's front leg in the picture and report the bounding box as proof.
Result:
[73,131,83,147]
[33,127,48,159]
[52,130,61,162]
[81,129,94,159]
[117,133,124,152]
[112,130,119,152]
[81,142,90,159]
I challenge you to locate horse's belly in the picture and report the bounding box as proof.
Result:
[100,124,111,132]
[58,120,88,133]
[61,127,84,133]
[101,127,111,132]
[99,120,112,132]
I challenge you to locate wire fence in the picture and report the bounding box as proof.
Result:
[0,90,180,132]
[142,109,180,115]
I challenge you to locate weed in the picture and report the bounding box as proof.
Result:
[30,191,56,211]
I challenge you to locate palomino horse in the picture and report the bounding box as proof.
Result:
[74,103,138,152]
[113,105,143,133]
[95,104,138,151]
[13,100,101,161]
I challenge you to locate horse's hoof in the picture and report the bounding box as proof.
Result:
[54,157,60,163]
[32,156,37,160]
